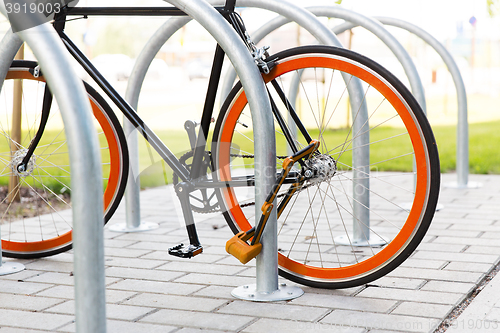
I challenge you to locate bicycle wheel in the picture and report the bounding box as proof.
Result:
[212,46,440,289]
[0,60,129,259]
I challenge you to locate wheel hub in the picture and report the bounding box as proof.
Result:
[304,154,337,184]
[10,149,36,177]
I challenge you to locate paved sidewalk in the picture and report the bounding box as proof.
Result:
[0,173,499,333]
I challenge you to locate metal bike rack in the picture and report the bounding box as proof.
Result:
[373,17,477,189]
[0,5,106,332]
[162,0,305,301]
[237,6,432,218]
[127,0,370,300]
[221,6,426,113]
[334,16,475,189]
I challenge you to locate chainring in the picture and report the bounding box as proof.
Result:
[172,150,219,214]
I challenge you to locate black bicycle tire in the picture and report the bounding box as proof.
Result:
[1,60,129,259]
[212,45,440,289]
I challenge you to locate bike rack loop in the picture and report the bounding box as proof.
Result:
[221,6,427,113]
[374,17,475,189]
[161,0,308,301]
[335,16,476,189]
[0,6,106,333]
[126,0,369,299]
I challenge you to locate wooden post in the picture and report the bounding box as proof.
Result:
[8,44,24,203]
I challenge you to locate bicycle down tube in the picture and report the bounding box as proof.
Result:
[49,2,309,257]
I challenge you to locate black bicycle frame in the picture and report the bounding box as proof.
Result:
[52,2,240,185]
[38,0,315,252]
[50,0,309,188]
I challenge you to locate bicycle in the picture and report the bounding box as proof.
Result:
[0,0,440,289]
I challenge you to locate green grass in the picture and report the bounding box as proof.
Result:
[3,120,499,193]
[433,120,500,174]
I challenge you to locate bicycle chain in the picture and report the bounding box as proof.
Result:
[229,153,314,208]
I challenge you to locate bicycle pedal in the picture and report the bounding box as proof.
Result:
[168,243,203,258]
[226,232,262,264]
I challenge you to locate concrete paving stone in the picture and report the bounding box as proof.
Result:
[140,308,255,331]
[172,273,255,287]
[126,241,187,252]
[290,293,397,313]
[103,256,165,269]
[479,232,500,239]
[104,247,153,258]
[445,273,500,332]
[174,328,228,333]
[108,279,205,295]
[357,286,462,305]
[24,271,119,287]
[140,250,225,263]
[217,300,328,322]
[420,280,475,294]
[0,268,43,281]
[320,309,440,333]
[33,285,73,299]
[371,276,426,290]
[410,251,499,264]
[299,285,364,296]
[123,293,228,312]
[387,267,483,283]
[103,238,140,248]
[485,307,500,321]
[0,308,73,331]
[193,236,231,247]
[214,255,257,266]
[243,317,366,333]
[235,267,257,277]
[105,266,185,282]
[113,232,187,243]
[57,318,177,333]
[464,245,500,255]
[35,285,137,303]
[432,217,493,225]
[24,272,75,285]
[413,242,467,253]
[158,261,245,275]
[39,252,74,263]
[46,300,153,321]
[400,258,447,269]
[196,228,233,239]
[448,224,500,232]
[424,229,482,238]
[444,261,493,273]
[24,260,73,273]
[433,236,500,247]
[0,328,48,333]
[201,244,232,255]
[0,294,64,311]
[0,279,51,295]
[192,285,237,299]
[391,301,451,319]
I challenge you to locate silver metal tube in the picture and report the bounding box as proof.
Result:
[20,27,106,333]
[121,18,191,231]
[163,0,277,293]
[233,1,370,243]
[309,7,426,113]
[0,31,23,93]
[0,4,106,331]
[374,16,469,188]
